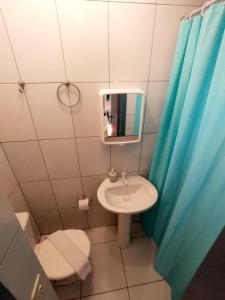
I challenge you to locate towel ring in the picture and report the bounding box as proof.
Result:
[57,81,81,108]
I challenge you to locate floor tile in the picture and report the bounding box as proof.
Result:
[85,226,117,244]
[129,281,171,300]
[82,242,126,296]
[54,280,81,300]
[121,237,162,286]
[82,288,129,300]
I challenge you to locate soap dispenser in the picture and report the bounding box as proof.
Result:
[108,168,117,183]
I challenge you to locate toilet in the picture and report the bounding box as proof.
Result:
[15,212,91,285]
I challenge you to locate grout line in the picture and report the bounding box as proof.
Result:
[119,247,130,299]
[0,143,42,234]
[0,226,20,266]
[0,80,169,85]
[81,286,129,299]
[87,0,201,8]
[0,81,110,84]
[17,183,42,234]
[54,0,67,81]
[0,9,22,81]
[6,183,18,199]
[15,174,106,184]
[138,1,158,175]
[0,144,21,188]
[24,88,64,229]
[128,279,165,289]
[108,2,112,172]
[0,132,158,144]
[147,3,157,84]
[107,1,111,84]
[6,170,139,185]
[80,280,166,300]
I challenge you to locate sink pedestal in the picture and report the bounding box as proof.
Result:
[97,176,158,248]
[118,214,132,248]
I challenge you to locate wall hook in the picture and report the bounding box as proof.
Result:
[18,81,25,93]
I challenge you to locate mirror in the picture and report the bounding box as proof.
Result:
[100,89,145,144]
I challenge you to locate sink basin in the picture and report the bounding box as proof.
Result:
[97,176,158,248]
[97,176,157,214]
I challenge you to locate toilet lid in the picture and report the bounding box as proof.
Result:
[36,229,91,281]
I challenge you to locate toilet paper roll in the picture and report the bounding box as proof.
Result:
[78,198,90,211]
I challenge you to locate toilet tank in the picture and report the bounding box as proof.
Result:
[15,212,36,250]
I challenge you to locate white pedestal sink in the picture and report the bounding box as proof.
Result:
[97,176,158,248]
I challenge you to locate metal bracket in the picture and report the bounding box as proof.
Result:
[18,81,25,93]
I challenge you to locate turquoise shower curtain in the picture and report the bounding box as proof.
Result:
[143,3,225,300]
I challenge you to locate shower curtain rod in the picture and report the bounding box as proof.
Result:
[182,0,224,20]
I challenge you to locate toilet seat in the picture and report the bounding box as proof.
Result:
[36,229,91,281]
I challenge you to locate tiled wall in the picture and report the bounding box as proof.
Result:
[0,144,41,238]
[0,194,57,299]
[0,0,203,234]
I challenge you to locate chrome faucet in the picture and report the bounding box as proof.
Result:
[121,168,128,185]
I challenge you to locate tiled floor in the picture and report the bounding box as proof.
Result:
[54,224,171,300]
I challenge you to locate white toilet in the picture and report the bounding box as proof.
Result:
[15,212,91,285]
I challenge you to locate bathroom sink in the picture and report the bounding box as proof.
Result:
[97,176,158,248]
[97,176,158,214]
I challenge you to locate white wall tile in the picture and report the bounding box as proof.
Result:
[40,139,80,179]
[60,207,88,229]
[26,84,74,139]
[144,82,168,133]
[150,5,195,81]
[20,181,57,212]
[0,84,36,142]
[0,13,19,83]
[1,0,65,82]
[0,229,58,300]
[157,0,201,5]
[111,142,142,173]
[77,137,110,176]
[0,145,17,197]
[110,81,148,93]
[109,2,155,81]
[2,141,48,182]
[0,193,19,264]
[8,185,29,212]
[72,82,108,137]
[30,215,41,242]
[87,205,114,228]
[82,175,107,205]
[33,210,63,234]
[57,0,108,82]
[139,133,157,177]
[51,177,83,208]
[113,0,156,3]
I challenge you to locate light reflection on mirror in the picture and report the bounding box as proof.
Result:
[103,93,143,140]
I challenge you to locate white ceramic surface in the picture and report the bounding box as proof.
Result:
[97,176,157,215]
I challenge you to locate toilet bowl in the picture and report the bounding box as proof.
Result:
[15,212,91,284]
